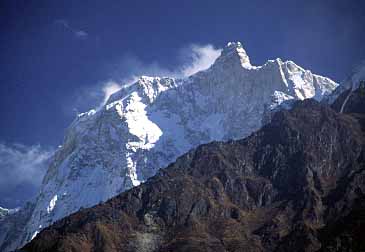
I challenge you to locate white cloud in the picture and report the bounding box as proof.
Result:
[107,43,221,80]
[0,143,53,207]
[74,30,88,39]
[55,19,88,39]
[0,143,53,187]
[101,81,122,105]
[179,44,222,77]
[102,44,221,101]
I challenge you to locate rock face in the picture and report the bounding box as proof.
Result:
[329,62,365,116]
[22,88,365,252]
[0,42,338,251]
[0,204,33,252]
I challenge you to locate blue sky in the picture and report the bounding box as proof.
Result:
[0,0,364,207]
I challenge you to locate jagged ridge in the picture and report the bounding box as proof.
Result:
[0,42,338,251]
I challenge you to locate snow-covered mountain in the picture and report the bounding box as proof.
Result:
[326,61,365,106]
[0,41,338,251]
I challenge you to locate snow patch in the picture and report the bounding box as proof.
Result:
[124,92,163,150]
[78,109,96,118]
[46,195,58,214]
[31,231,39,240]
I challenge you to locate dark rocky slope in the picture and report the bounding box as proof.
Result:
[22,90,365,252]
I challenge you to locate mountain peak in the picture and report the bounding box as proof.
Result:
[0,41,339,252]
[213,41,252,68]
[224,41,245,52]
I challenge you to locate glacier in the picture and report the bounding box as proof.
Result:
[0,41,338,251]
